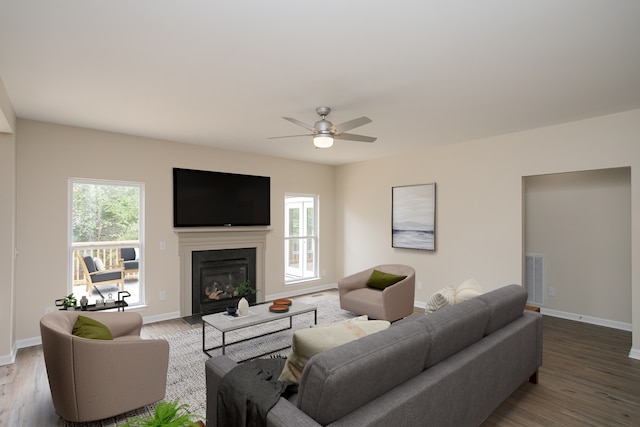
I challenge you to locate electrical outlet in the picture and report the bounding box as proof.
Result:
[159,291,166,301]
[548,287,556,297]
[417,281,423,290]
[45,306,55,314]
[160,242,166,251]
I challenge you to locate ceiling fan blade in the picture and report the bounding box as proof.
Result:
[268,133,314,139]
[283,117,315,132]
[333,116,372,133]
[334,133,377,143]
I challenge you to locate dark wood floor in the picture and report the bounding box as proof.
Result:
[483,316,640,426]
[2,293,639,426]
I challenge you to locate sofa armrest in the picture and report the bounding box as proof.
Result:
[206,356,241,427]
[207,356,319,427]
[267,398,321,427]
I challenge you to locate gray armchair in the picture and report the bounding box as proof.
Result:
[77,253,124,294]
[119,247,139,278]
[40,311,169,423]
[339,264,416,322]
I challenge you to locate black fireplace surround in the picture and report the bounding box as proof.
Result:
[192,247,257,315]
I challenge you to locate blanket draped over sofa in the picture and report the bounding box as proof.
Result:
[207,284,542,427]
[217,358,290,427]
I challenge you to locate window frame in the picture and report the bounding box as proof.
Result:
[68,178,145,306]
[284,193,319,283]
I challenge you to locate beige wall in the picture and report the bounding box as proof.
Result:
[0,76,16,363]
[335,109,640,354]
[525,168,631,325]
[5,108,640,359]
[14,119,336,341]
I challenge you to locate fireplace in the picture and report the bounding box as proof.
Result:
[175,228,269,316]
[192,248,257,315]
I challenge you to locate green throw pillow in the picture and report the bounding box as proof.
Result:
[72,315,113,340]
[366,269,407,290]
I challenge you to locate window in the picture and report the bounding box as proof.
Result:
[285,194,318,282]
[70,179,144,305]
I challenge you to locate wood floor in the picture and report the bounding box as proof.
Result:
[1,293,639,426]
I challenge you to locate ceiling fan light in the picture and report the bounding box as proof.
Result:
[313,135,334,148]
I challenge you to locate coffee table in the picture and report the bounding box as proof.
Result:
[202,301,317,360]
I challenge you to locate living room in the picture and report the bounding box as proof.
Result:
[3,96,640,363]
[1,1,640,423]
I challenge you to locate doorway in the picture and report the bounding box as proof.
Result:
[523,167,631,329]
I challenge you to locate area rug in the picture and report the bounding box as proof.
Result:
[64,298,355,426]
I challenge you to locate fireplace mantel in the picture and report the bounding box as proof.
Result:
[175,227,271,316]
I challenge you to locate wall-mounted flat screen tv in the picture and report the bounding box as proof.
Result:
[173,168,271,227]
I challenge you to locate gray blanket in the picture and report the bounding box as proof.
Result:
[217,358,290,427]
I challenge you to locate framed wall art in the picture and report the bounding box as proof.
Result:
[392,183,436,251]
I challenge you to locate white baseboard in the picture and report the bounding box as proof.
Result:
[0,345,17,366]
[142,311,181,324]
[629,348,640,360]
[540,308,632,331]
[266,283,338,301]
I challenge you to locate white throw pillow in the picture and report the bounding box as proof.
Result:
[425,286,455,313]
[93,257,106,271]
[278,320,390,384]
[454,278,483,303]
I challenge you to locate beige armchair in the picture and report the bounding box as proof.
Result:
[40,311,169,423]
[339,264,416,322]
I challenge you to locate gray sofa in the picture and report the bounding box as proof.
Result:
[206,284,542,427]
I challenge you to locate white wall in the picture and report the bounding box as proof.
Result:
[335,109,640,355]
[0,76,16,364]
[14,119,336,342]
[525,168,631,326]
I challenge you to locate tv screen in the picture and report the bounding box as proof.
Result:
[173,168,271,227]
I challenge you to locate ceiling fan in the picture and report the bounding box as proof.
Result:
[269,106,377,148]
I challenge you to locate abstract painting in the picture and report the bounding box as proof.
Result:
[392,183,436,250]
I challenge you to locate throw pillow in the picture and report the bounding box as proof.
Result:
[278,320,390,385]
[72,315,113,340]
[310,315,369,327]
[366,269,407,290]
[93,257,106,271]
[454,278,483,303]
[425,286,455,313]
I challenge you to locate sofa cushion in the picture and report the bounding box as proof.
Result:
[366,269,407,290]
[425,286,455,313]
[297,320,430,425]
[72,315,113,340]
[278,320,390,385]
[476,284,527,335]
[418,297,489,369]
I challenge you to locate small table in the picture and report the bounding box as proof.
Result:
[202,301,317,360]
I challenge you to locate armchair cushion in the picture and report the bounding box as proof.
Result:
[121,247,136,261]
[366,269,407,290]
[91,269,123,282]
[83,255,97,273]
[72,315,113,340]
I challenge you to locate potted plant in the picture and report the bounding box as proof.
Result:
[121,399,204,427]
[233,280,257,316]
[233,279,257,297]
[55,293,78,310]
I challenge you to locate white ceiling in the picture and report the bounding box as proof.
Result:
[1,0,639,165]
